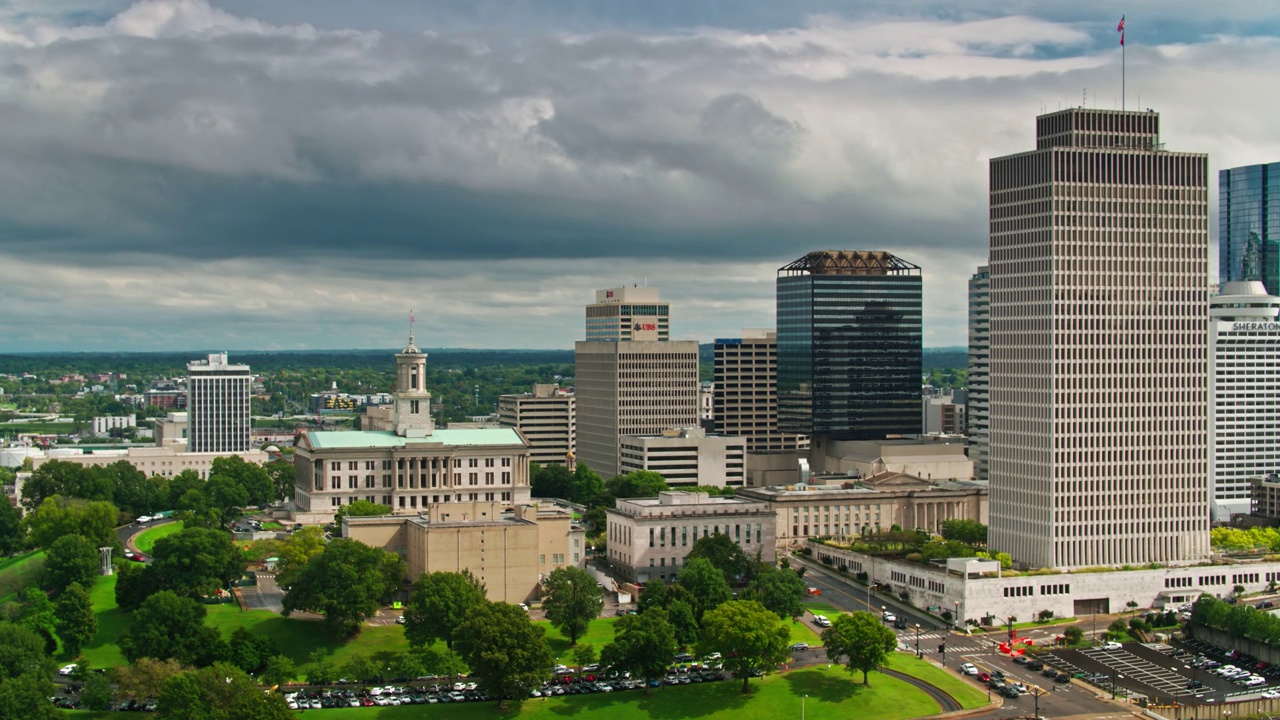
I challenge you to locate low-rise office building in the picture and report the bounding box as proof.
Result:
[30,446,269,479]
[738,471,988,545]
[605,491,775,583]
[91,415,136,436]
[618,428,746,488]
[343,501,585,604]
[808,438,973,481]
[805,541,1280,628]
[498,384,576,468]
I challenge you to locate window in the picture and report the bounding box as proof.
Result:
[469,473,478,486]
[485,472,494,485]
[540,555,546,565]
[649,528,655,548]
[501,457,512,467]
[501,472,510,483]
[469,458,479,468]
[485,458,495,467]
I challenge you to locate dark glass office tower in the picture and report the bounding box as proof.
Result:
[1220,163,1280,295]
[776,251,922,440]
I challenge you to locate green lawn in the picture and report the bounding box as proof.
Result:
[80,573,128,667]
[538,617,619,663]
[886,654,988,710]
[133,521,185,554]
[787,618,823,648]
[0,550,45,603]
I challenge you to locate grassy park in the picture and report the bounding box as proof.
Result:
[132,521,185,554]
[0,550,44,604]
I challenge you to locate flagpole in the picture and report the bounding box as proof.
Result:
[1122,30,1125,111]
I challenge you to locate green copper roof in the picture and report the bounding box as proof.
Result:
[306,428,525,449]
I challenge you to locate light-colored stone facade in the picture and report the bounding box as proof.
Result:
[808,438,973,481]
[605,492,775,583]
[31,446,268,479]
[738,471,988,546]
[498,385,575,468]
[344,501,585,604]
[618,428,745,488]
[807,541,1280,628]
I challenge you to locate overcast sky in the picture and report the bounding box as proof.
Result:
[1,0,1278,352]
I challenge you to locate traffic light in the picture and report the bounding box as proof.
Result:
[938,644,946,654]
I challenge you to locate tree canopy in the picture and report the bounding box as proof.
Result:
[403,570,488,650]
[274,526,327,589]
[118,527,247,610]
[635,581,699,646]
[453,602,553,707]
[0,500,22,556]
[606,470,668,499]
[43,533,99,594]
[209,456,276,507]
[157,663,292,720]
[600,607,676,690]
[0,622,57,720]
[540,566,604,646]
[675,558,732,622]
[940,519,987,546]
[54,582,97,657]
[685,532,751,584]
[821,611,899,685]
[23,496,118,551]
[741,565,805,620]
[697,600,791,693]
[281,538,405,637]
[119,591,224,668]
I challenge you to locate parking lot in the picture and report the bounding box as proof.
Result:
[1039,638,1280,706]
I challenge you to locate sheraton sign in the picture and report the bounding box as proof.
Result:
[1231,322,1280,332]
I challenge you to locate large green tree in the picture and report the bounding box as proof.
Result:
[281,538,405,637]
[540,566,604,646]
[697,600,791,694]
[600,607,676,692]
[530,463,574,500]
[0,499,23,556]
[570,462,605,506]
[606,470,668,498]
[274,526,326,589]
[210,455,276,507]
[19,461,107,511]
[260,655,296,689]
[821,611,898,685]
[453,602,553,708]
[264,461,295,502]
[635,582,699,646]
[675,557,732,621]
[112,657,184,703]
[940,519,987,546]
[43,533,99,594]
[227,627,277,675]
[204,475,249,529]
[54,582,97,657]
[685,532,751,584]
[157,663,292,720]
[80,672,115,711]
[403,570,488,650]
[119,527,247,610]
[741,565,806,620]
[119,591,225,667]
[23,497,118,551]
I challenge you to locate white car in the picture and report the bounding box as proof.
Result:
[959,663,979,676]
[1101,641,1123,651]
[58,664,78,676]
[813,614,831,628]
[882,612,897,623]
[1262,689,1280,699]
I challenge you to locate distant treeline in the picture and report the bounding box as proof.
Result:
[0,349,575,377]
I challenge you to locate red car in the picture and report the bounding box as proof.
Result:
[977,672,991,682]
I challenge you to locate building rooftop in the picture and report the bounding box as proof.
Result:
[305,428,526,450]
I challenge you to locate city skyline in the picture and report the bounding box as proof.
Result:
[3,1,1280,351]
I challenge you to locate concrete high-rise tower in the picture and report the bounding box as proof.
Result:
[1210,281,1280,520]
[967,266,990,482]
[575,287,698,478]
[987,108,1210,570]
[186,352,251,453]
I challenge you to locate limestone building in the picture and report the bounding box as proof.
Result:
[737,472,988,547]
[618,427,746,488]
[343,501,585,604]
[292,333,531,524]
[498,385,576,468]
[605,491,775,583]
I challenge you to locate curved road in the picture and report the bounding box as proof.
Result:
[882,667,962,713]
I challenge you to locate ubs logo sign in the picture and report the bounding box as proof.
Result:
[633,323,656,331]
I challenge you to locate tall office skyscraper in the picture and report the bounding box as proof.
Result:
[987,108,1210,570]
[186,352,251,453]
[1219,162,1280,295]
[575,287,698,478]
[967,266,990,482]
[776,250,922,440]
[1210,281,1280,520]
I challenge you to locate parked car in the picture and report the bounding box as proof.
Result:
[790,643,810,652]
[1101,641,1123,651]
[812,614,831,628]
[1026,660,1044,671]
[1055,672,1071,684]
[882,612,897,623]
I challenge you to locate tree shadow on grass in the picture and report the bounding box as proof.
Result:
[780,667,861,705]
[547,681,751,720]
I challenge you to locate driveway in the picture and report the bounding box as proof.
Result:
[238,571,285,613]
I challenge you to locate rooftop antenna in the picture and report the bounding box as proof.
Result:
[1117,15,1126,112]
[1082,88,1086,107]
[408,309,415,348]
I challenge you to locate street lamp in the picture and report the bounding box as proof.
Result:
[914,624,921,659]
[953,600,960,630]
[881,605,887,625]
[801,694,807,720]
[1029,685,1049,719]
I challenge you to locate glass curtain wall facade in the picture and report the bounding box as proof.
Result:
[1220,163,1280,296]
[777,251,923,440]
